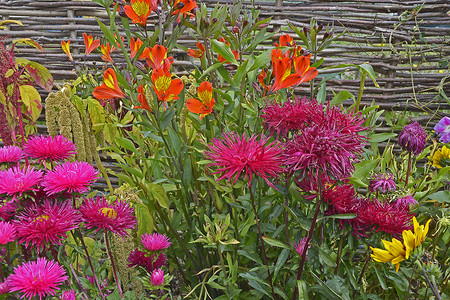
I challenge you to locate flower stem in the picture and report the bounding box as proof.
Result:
[334,233,346,275]
[352,247,371,298]
[355,71,367,112]
[249,186,276,299]
[405,152,412,186]
[420,263,441,300]
[68,264,90,300]
[104,231,124,298]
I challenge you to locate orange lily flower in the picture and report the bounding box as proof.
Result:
[172,0,197,21]
[130,37,149,60]
[146,44,173,71]
[186,81,215,120]
[217,37,239,63]
[93,68,125,100]
[124,0,157,27]
[112,34,125,51]
[82,33,100,56]
[133,84,152,111]
[274,34,295,47]
[151,68,184,105]
[101,44,114,63]
[257,69,271,92]
[187,42,205,59]
[61,40,73,61]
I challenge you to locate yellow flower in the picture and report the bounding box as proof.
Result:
[430,146,450,168]
[371,217,431,273]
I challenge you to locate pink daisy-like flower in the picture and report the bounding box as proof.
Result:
[293,237,310,260]
[8,257,68,300]
[398,121,427,155]
[60,290,76,300]
[0,280,10,294]
[23,135,77,163]
[368,173,396,194]
[79,197,137,237]
[0,146,23,163]
[0,166,43,197]
[206,132,284,188]
[141,233,171,252]
[0,221,16,244]
[0,199,17,221]
[394,195,418,209]
[150,269,164,286]
[128,249,166,273]
[42,161,99,195]
[434,116,450,143]
[13,200,79,252]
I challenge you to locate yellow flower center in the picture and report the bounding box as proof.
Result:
[132,0,150,17]
[155,75,171,92]
[198,90,212,104]
[99,207,117,219]
[35,215,50,222]
[104,74,115,90]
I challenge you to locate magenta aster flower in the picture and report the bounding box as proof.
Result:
[0,199,17,221]
[60,290,76,300]
[0,146,23,163]
[206,132,284,188]
[0,166,43,197]
[23,135,77,163]
[128,249,166,273]
[79,197,137,237]
[150,269,164,286]
[368,173,396,194]
[434,116,450,143]
[13,200,79,252]
[141,233,171,252]
[42,161,98,195]
[8,257,68,300]
[293,237,309,260]
[394,195,418,209]
[0,221,16,244]
[398,121,427,155]
[0,280,10,294]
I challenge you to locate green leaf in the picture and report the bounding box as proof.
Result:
[317,82,327,103]
[297,280,309,300]
[249,49,272,72]
[374,265,387,290]
[318,247,336,267]
[427,190,450,203]
[199,62,223,80]
[331,90,354,106]
[134,203,154,239]
[318,213,357,221]
[19,85,42,122]
[211,39,238,65]
[147,183,170,210]
[352,158,380,181]
[234,59,249,86]
[274,249,290,280]
[115,136,137,152]
[369,133,396,143]
[96,18,116,47]
[0,89,5,105]
[16,58,53,92]
[358,63,379,87]
[87,97,105,130]
[262,236,290,249]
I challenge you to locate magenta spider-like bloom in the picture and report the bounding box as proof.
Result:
[398,121,427,155]
[150,269,164,286]
[0,221,16,244]
[42,161,99,195]
[357,198,413,237]
[0,145,23,163]
[368,173,396,194]
[60,290,76,300]
[0,280,10,294]
[206,132,284,188]
[141,233,171,252]
[79,197,137,237]
[128,249,166,273]
[8,257,68,300]
[13,200,79,252]
[261,97,321,137]
[434,116,450,143]
[23,135,77,163]
[293,237,310,260]
[394,195,418,209]
[0,166,43,197]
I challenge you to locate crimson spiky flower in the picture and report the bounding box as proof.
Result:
[141,233,171,252]
[128,249,166,273]
[23,135,77,163]
[8,257,68,300]
[206,132,284,188]
[42,161,98,195]
[79,197,137,237]
[398,121,427,155]
[0,145,23,163]
[368,173,396,194]
[13,200,79,252]
[0,220,16,244]
[0,166,42,198]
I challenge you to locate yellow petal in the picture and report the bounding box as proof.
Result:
[391,255,405,265]
[402,230,415,259]
[395,263,401,273]
[371,247,395,262]
[421,219,431,244]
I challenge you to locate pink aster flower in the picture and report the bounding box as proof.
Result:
[0,221,16,244]
[0,280,10,294]
[293,237,309,260]
[128,249,166,273]
[8,257,68,300]
[60,290,76,300]
[0,166,43,198]
[23,135,77,163]
[13,200,79,252]
[0,146,23,163]
[141,233,171,252]
[150,269,164,286]
[0,199,17,221]
[42,161,98,195]
[394,195,418,209]
[434,116,450,143]
[79,196,137,237]
[368,173,396,194]
[206,132,284,188]
[398,121,427,155]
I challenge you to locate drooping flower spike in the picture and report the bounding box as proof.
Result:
[186,81,215,120]
[146,44,173,71]
[124,0,157,27]
[24,135,77,163]
[172,0,198,21]
[0,145,23,163]
[187,42,205,59]
[434,116,450,143]
[133,84,152,111]
[151,68,184,105]
[430,145,450,168]
[82,33,100,56]
[93,68,126,100]
[100,43,114,63]
[130,37,149,60]
[61,40,73,61]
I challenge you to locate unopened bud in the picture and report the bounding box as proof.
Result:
[232,26,239,34]
[125,72,132,85]
[242,20,248,27]
[252,82,262,93]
